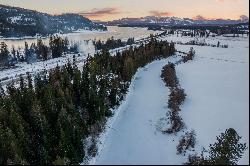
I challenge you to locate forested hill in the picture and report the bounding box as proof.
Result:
[0,4,107,38]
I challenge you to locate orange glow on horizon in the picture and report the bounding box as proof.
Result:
[1,0,248,21]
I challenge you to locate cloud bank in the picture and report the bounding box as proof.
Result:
[78,7,120,19]
[149,10,172,17]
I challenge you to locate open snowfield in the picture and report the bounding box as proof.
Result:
[175,37,249,164]
[92,56,185,165]
[90,35,249,165]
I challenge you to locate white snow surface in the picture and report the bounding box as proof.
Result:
[175,38,249,165]
[90,56,186,165]
[0,53,87,86]
[90,35,249,165]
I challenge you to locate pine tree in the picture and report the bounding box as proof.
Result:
[186,128,247,165]
[208,128,247,165]
[0,42,9,67]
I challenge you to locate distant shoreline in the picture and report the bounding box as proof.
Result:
[0,29,108,40]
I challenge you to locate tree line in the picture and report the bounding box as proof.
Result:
[0,37,175,164]
[160,47,195,134]
[175,40,229,48]
[168,24,249,37]
[93,37,135,50]
[161,62,186,134]
[0,35,79,68]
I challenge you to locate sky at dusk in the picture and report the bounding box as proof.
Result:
[1,0,249,21]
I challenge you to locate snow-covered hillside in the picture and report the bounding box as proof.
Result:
[0,4,107,38]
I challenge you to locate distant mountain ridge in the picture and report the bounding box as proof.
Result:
[0,4,107,37]
[103,16,249,26]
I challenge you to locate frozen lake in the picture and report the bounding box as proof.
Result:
[0,26,162,49]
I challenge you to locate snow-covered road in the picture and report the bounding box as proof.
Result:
[93,56,185,165]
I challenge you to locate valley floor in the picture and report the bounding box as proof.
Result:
[90,35,249,165]
[93,56,185,165]
[1,31,248,164]
[175,40,249,165]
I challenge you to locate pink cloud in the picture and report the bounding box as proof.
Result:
[149,10,172,17]
[78,8,120,18]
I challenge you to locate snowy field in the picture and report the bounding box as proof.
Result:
[91,56,186,165]
[0,30,248,164]
[175,37,249,164]
[90,35,249,165]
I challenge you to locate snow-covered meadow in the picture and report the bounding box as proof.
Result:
[91,56,185,165]
[0,28,248,164]
[175,36,249,164]
[89,34,249,165]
